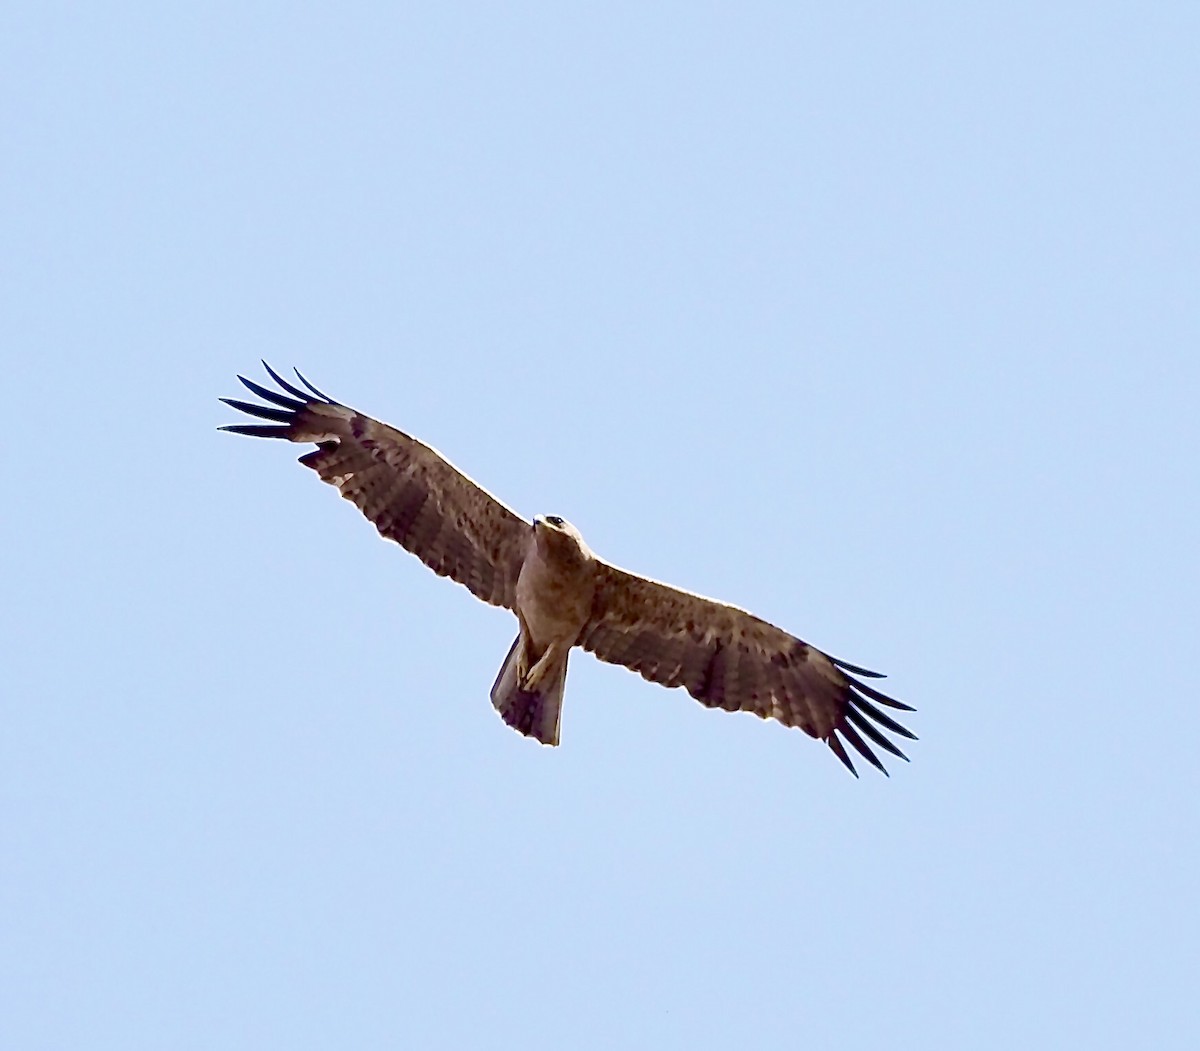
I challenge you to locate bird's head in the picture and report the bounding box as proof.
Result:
[533,514,591,562]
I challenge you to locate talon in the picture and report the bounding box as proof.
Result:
[520,663,542,692]
[521,647,560,692]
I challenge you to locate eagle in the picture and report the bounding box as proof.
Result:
[221,363,916,775]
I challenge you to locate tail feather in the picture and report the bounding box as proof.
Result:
[490,635,567,746]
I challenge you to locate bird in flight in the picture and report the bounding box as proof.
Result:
[221,364,916,775]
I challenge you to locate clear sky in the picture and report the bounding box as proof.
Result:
[3,3,1198,1048]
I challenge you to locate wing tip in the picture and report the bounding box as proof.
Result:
[826,732,860,778]
[221,363,342,436]
[218,423,292,438]
[837,722,890,776]
[842,671,916,712]
[829,654,887,679]
[293,366,339,404]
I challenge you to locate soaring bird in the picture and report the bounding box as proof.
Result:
[221,364,916,775]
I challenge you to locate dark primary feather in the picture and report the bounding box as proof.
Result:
[581,562,916,776]
[262,361,328,404]
[219,398,294,423]
[845,709,909,760]
[220,363,530,610]
[235,374,304,410]
[222,423,291,438]
[825,655,887,680]
[292,367,338,403]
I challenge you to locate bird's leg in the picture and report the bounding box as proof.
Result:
[514,614,533,684]
[521,641,566,692]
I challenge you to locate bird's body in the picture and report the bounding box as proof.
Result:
[491,516,598,745]
[517,517,597,657]
[221,364,917,775]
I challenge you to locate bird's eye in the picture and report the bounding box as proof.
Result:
[546,515,564,527]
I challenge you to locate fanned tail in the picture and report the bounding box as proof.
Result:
[490,635,567,746]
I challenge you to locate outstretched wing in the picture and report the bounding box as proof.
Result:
[580,562,916,776]
[221,363,529,609]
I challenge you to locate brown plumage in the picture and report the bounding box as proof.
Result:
[221,363,917,776]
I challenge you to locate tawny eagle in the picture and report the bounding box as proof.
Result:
[221,364,916,775]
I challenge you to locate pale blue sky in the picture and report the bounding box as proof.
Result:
[3,3,1198,1048]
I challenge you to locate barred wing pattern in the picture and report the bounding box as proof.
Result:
[581,562,916,776]
[220,363,529,609]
